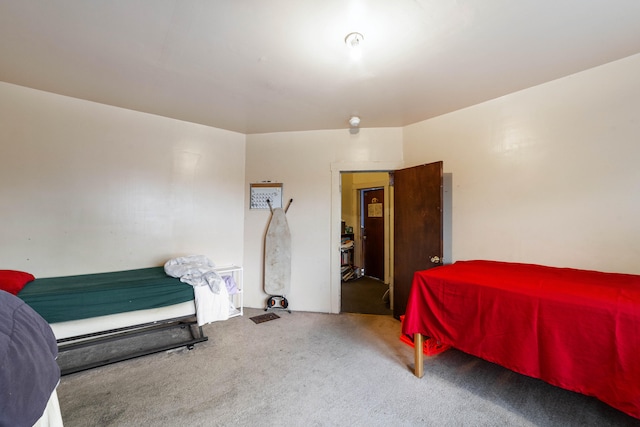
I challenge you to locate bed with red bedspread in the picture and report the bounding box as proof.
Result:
[402,260,640,419]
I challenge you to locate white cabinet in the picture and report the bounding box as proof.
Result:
[215,265,243,318]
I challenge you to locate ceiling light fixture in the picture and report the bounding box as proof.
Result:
[344,32,364,49]
[344,32,364,60]
[348,115,361,135]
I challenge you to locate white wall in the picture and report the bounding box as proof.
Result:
[404,53,640,274]
[0,82,246,277]
[244,129,403,312]
[3,52,638,316]
[244,54,640,315]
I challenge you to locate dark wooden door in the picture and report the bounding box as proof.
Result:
[362,188,384,280]
[393,161,443,319]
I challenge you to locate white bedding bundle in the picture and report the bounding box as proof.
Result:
[164,255,229,325]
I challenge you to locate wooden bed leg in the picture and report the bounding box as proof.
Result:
[414,333,424,378]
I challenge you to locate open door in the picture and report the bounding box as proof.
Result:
[392,161,443,319]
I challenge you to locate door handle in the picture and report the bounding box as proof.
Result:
[430,256,441,264]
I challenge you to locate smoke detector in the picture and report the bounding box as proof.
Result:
[349,116,361,128]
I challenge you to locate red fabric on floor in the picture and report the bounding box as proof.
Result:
[402,260,640,419]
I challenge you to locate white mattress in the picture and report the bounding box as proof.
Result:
[51,300,197,340]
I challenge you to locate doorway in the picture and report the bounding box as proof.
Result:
[333,162,449,317]
[340,172,391,315]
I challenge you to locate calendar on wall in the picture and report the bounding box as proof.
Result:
[250,183,283,209]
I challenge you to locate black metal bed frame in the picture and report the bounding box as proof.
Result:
[57,315,208,376]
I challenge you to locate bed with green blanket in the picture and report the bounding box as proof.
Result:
[18,267,207,375]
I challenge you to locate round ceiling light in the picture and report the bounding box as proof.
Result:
[344,32,364,48]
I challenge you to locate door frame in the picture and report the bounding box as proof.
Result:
[330,161,403,314]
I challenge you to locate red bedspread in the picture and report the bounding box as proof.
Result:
[402,260,640,419]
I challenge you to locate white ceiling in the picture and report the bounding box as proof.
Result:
[2,1,640,134]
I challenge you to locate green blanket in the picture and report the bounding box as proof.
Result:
[18,267,194,323]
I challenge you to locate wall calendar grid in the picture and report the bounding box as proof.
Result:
[250,183,283,209]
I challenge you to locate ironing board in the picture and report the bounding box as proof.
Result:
[264,201,292,310]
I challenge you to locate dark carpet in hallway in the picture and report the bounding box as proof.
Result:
[341,276,392,315]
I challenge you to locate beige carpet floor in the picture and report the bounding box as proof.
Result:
[57,308,639,426]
